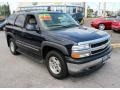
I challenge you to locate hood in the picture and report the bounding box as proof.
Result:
[51,27,109,43]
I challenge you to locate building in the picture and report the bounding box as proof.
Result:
[17,2,85,16]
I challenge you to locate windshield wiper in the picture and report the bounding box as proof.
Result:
[48,24,79,29]
[48,24,63,27]
[63,24,79,28]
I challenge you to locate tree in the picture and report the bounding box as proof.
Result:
[87,6,93,18]
[0,3,10,18]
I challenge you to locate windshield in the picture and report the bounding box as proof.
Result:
[38,13,79,30]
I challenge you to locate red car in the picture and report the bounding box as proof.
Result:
[91,17,115,30]
[112,16,120,32]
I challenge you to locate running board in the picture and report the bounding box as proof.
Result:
[17,48,44,64]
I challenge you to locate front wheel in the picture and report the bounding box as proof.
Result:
[45,51,68,79]
[98,24,105,30]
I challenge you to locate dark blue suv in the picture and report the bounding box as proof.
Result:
[5,11,112,79]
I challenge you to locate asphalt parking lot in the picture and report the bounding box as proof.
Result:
[0,20,120,87]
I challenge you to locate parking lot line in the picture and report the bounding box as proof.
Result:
[111,43,120,48]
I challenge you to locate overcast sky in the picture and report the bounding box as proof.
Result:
[87,2,120,11]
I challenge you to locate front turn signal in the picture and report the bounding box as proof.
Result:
[71,53,80,59]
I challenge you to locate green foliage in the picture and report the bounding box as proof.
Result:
[87,6,93,18]
[0,4,10,18]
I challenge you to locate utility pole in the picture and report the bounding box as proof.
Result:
[65,2,67,13]
[103,2,106,17]
[84,2,87,18]
[97,2,101,17]
[98,2,101,10]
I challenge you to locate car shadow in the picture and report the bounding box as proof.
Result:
[14,49,106,80]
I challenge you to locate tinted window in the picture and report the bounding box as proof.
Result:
[25,15,37,31]
[7,14,17,25]
[15,15,25,27]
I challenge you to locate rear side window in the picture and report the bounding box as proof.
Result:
[15,14,25,27]
[7,14,17,25]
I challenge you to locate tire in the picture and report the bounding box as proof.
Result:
[98,24,105,30]
[9,38,19,55]
[45,50,68,79]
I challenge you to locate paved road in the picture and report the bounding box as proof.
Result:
[0,31,120,88]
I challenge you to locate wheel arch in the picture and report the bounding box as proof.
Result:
[6,33,15,47]
[41,41,69,59]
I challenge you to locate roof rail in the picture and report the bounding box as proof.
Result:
[16,9,49,13]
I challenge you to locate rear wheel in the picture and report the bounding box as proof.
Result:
[45,50,68,79]
[99,24,105,30]
[9,38,19,55]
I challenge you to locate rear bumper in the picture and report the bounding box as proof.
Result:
[66,46,112,74]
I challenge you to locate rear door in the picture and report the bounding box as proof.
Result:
[14,14,26,48]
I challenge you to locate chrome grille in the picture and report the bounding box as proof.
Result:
[91,39,109,48]
[77,35,111,57]
[91,46,109,55]
[90,38,110,55]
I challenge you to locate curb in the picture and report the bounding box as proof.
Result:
[111,43,120,48]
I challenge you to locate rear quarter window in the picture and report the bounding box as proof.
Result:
[15,14,26,27]
[7,14,17,25]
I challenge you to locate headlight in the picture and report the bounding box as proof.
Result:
[72,44,90,51]
[71,44,90,59]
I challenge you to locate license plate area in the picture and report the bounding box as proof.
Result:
[102,55,109,62]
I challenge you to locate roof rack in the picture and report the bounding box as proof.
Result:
[17,9,46,12]
[16,8,63,14]
[18,6,52,12]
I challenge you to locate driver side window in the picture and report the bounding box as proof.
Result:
[25,15,37,31]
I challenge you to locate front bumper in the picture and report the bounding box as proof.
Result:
[112,25,120,31]
[66,46,112,74]
[91,23,98,29]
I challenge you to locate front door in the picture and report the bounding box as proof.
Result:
[19,14,45,56]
